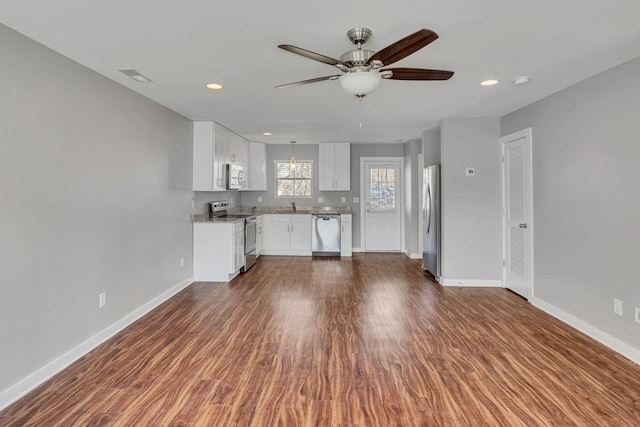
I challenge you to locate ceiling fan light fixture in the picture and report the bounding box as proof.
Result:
[339,71,381,98]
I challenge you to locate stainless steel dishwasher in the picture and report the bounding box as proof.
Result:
[312,214,341,256]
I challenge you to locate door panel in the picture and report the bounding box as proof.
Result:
[501,129,532,299]
[364,161,402,251]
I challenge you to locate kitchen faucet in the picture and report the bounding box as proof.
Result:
[291,201,296,212]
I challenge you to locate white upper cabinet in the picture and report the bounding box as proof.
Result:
[192,121,249,191]
[226,128,244,165]
[246,142,267,191]
[319,143,350,191]
[193,121,226,191]
[213,123,228,190]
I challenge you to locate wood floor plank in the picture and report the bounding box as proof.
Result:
[2,253,640,425]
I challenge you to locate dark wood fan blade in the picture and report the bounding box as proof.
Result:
[368,29,439,66]
[382,68,454,80]
[276,75,341,89]
[278,45,344,66]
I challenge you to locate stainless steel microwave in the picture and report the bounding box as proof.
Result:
[225,164,244,190]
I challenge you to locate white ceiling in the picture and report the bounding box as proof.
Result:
[2,0,640,144]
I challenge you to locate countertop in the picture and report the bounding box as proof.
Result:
[191,214,245,224]
[245,206,353,215]
[192,206,353,223]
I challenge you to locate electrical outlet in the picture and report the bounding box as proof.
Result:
[99,292,107,308]
[341,197,346,203]
[191,200,195,209]
[318,197,324,203]
[258,196,262,203]
[180,257,184,267]
[354,197,359,203]
[635,307,640,323]
[613,299,622,316]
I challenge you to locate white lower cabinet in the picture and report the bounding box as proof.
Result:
[341,214,352,256]
[256,215,264,257]
[193,220,245,282]
[233,226,245,273]
[262,214,311,256]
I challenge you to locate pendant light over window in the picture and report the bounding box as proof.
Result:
[290,140,296,169]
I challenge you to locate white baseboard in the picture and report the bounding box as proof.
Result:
[531,296,640,365]
[440,278,502,287]
[352,247,363,253]
[0,277,194,411]
[403,250,422,259]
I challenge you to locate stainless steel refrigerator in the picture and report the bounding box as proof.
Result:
[422,165,441,279]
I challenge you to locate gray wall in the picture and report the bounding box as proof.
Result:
[240,142,405,249]
[0,25,193,394]
[501,56,640,350]
[404,139,422,256]
[441,118,502,282]
[422,127,441,166]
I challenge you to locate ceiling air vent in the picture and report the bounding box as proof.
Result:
[118,69,152,82]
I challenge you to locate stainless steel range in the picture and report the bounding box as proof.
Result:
[209,200,257,272]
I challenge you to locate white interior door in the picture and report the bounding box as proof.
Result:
[363,160,402,251]
[501,128,533,299]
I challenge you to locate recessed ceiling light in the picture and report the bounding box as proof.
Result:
[205,82,223,90]
[480,79,499,86]
[263,132,272,136]
[514,76,530,85]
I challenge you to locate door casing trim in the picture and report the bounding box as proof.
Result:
[360,157,405,252]
[499,127,534,298]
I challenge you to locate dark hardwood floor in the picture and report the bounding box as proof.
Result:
[2,253,640,426]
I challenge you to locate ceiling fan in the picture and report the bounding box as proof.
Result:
[276,27,454,98]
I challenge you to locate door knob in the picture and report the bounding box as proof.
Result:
[519,223,527,229]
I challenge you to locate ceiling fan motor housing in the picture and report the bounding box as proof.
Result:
[340,49,376,67]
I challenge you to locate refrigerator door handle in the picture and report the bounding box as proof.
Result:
[426,185,432,234]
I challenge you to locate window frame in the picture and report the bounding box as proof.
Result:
[274,159,314,198]
[368,167,397,211]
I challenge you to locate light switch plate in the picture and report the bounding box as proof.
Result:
[341,197,346,203]
[614,299,623,316]
[354,197,360,203]
[258,196,262,203]
[318,197,324,203]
